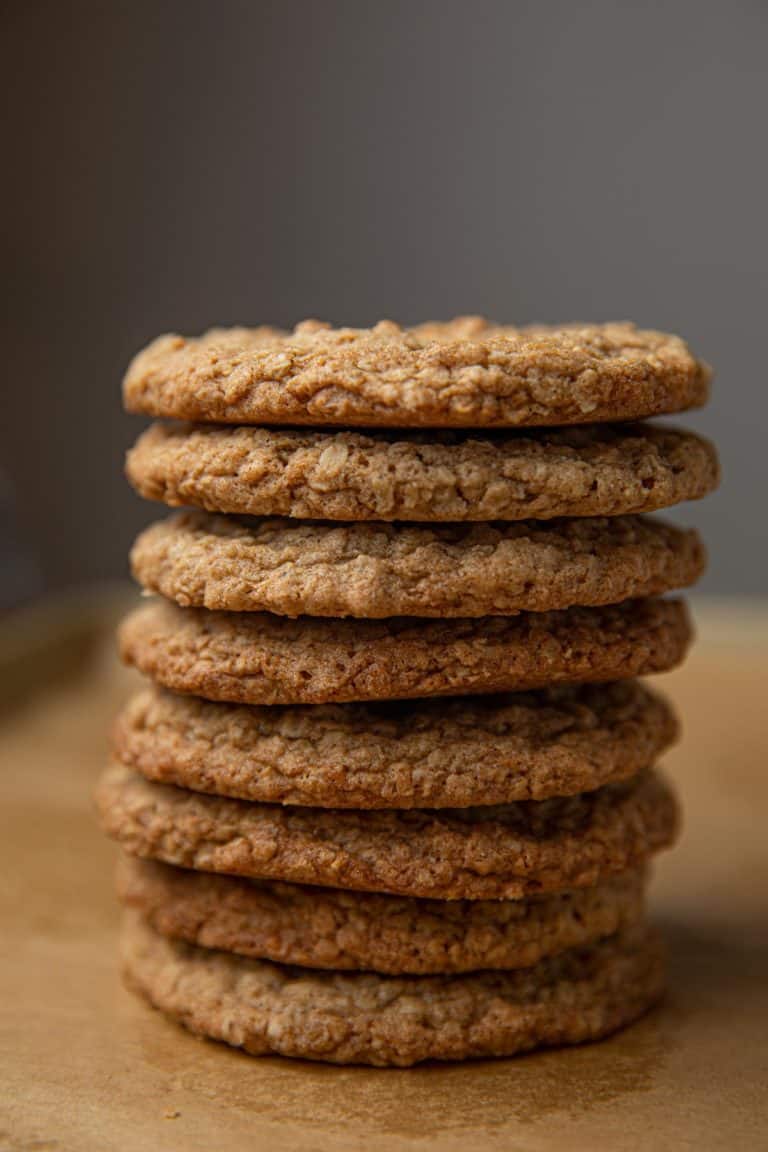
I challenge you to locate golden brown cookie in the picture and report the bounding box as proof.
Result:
[96,764,679,900]
[117,856,647,974]
[130,511,705,618]
[112,682,677,808]
[123,318,709,429]
[118,597,691,705]
[125,421,719,522]
[121,911,665,1066]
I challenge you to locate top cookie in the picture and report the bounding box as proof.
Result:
[123,318,710,429]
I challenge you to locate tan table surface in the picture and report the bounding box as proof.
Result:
[1,593,767,1152]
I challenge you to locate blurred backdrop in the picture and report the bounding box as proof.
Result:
[1,0,765,606]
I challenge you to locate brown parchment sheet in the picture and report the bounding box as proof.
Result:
[1,592,766,1151]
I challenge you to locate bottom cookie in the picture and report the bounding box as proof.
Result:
[117,855,647,975]
[121,911,664,1067]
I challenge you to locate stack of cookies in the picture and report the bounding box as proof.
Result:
[96,318,719,1067]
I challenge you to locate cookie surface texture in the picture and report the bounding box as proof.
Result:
[125,422,719,522]
[112,682,678,807]
[117,856,647,974]
[121,911,665,1066]
[96,764,679,900]
[118,597,691,705]
[130,511,705,618]
[123,318,709,429]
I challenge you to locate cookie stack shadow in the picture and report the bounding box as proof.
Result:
[96,318,719,1066]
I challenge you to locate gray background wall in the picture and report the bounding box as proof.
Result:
[1,0,765,604]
